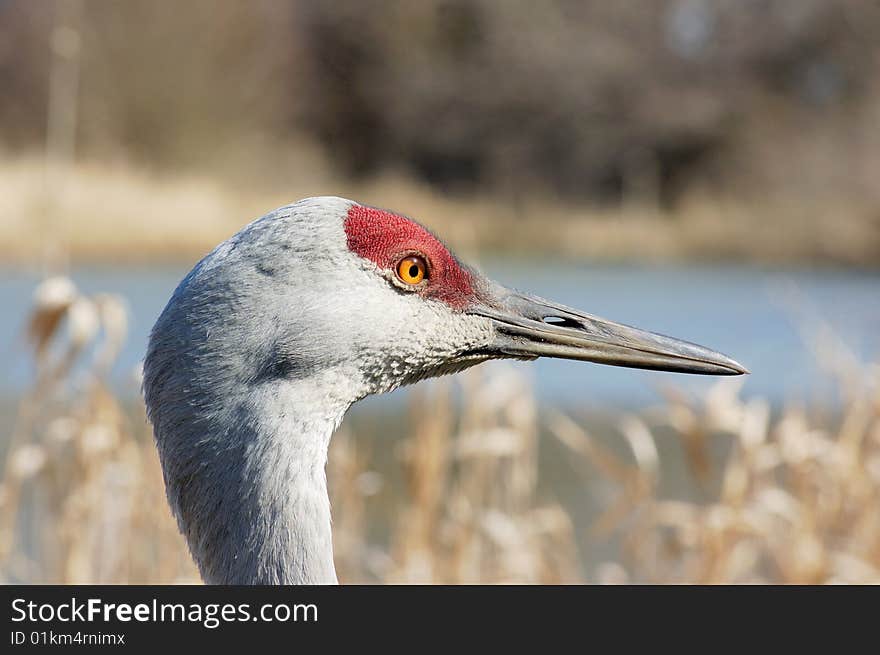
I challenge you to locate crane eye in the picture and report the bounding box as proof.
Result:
[396,255,428,285]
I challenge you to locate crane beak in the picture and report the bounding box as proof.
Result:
[467,288,748,376]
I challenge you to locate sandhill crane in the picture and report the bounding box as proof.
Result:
[143,196,746,584]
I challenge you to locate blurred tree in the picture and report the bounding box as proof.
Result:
[1,0,878,208]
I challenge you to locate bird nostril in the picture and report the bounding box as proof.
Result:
[542,315,581,329]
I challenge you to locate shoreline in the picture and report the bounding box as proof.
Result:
[2,155,878,268]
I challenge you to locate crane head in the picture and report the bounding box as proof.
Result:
[148,196,746,420]
[188,196,746,399]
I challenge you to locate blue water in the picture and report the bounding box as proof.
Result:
[1,261,878,407]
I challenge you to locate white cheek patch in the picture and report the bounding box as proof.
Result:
[350,290,495,395]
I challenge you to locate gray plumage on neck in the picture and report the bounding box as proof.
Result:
[143,197,494,584]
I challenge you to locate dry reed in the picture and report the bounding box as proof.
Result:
[1,277,878,584]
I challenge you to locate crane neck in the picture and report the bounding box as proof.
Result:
[166,368,361,585]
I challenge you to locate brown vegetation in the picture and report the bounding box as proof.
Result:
[2,155,877,267]
[3,277,877,584]
[1,1,880,266]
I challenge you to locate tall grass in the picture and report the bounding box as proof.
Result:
[1,277,878,584]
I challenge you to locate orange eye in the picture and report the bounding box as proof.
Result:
[396,255,428,285]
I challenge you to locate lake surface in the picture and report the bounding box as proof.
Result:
[1,261,878,408]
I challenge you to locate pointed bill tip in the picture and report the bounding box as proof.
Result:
[723,358,750,376]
